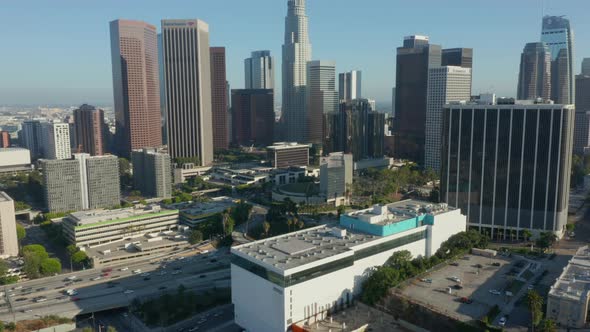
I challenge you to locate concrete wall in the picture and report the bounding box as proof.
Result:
[35,323,76,332]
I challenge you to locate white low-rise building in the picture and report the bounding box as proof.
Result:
[0,148,31,173]
[231,199,466,332]
[62,205,179,248]
[546,246,590,328]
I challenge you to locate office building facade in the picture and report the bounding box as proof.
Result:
[231,89,275,146]
[425,66,472,171]
[0,131,10,148]
[282,0,312,142]
[62,205,179,248]
[73,104,105,156]
[232,200,466,332]
[517,42,551,100]
[323,99,385,161]
[20,120,44,160]
[131,148,172,199]
[394,35,441,162]
[541,15,575,104]
[442,48,473,68]
[41,122,71,160]
[267,142,311,168]
[320,152,353,206]
[211,47,229,150]
[41,154,120,213]
[440,102,574,239]
[306,60,338,144]
[575,72,590,154]
[245,50,275,90]
[161,19,213,165]
[338,70,362,102]
[110,20,162,156]
[0,192,19,258]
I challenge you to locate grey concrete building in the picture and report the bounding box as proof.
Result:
[0,192,19,258]
[131,148,172,199]
[161,19,213,166]
[307,60,338,144]
[245,50,275,90]
[425,66,472,171]
[41,154,120,213]
[20,120,44,160]
[575,66,590,155]
[517,42,551,100]
[338,70,361,102]
[320,152,353,206]
[441,101,574,239]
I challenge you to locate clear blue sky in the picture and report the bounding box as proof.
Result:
[1,0,589,106]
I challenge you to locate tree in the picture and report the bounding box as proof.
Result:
[66,244,78,256]
[386,250,413,268]
[263,222,271,237]
[189,230,203,245]
[71,251,88,265]
[566,223,575,233]
[16,224,25,241]
[118,158,130,176]
[23,245,49,259]
[527,290,544,328]
[40,258,61,276]
[0,259,8,278]
[536,232,557,251]
[522,229,532,242]
[231,201,253,225]
[537,319,557,332]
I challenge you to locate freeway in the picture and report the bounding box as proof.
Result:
[0,249,231,322]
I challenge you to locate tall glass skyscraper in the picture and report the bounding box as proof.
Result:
[517,42,551,100]
[307,60,338,145]
[245,51,275,90]
[282,0,312,142]
[541,15,575,104]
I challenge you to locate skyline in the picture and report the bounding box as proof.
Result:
[1,0,590,106]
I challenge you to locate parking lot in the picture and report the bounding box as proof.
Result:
[400,253,527,323]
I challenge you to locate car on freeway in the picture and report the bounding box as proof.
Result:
[420,278,432,283]
[57,296,67,300]
[172,270,182,275]
[66,289,78,296]
[15,298,27,302]
[102,267,113,273]
[178,256,185,261]
[173,267,182,271]
[66,276,77,281]
[91,276,102,281]
[459,297,473,304]
[33,297,47,303]
[55,286,65,290]
[36,287,46,291]
[140,273,151,277]
[189,327,200,331]
[499,317,507,326]
[21,309,32,313]
[132,269,142,274]
[453,285,463,290]
[492,262,501,267]
[450,276,461,283]
[489,289,501,296]
[13,286,23,290]
[143,277,151,281]
[124,290,134,294]
[71,297,80,301]
[210,259,218,263]
[120,267,129,271]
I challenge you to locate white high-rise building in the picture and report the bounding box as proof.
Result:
[282,0,312,142]
[245,50,275,90]
[0,192,19,258]
[425,66,472,171]
[41,122,71,160]
[161,19,213,166]
[306,60,337,144]
[339,70,362,102]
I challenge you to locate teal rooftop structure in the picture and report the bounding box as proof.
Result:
[340,200,452,237]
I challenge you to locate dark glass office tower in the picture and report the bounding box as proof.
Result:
[440,102,574,239]
[394,35,441,162]
[323,99,384,161]
[442,48,473,68]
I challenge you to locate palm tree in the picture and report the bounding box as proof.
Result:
[527,290,543,331]
[522,229,532,243]
[263,222,271,237]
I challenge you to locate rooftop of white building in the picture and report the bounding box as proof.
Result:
[232,200,457,272]
[66,205,178,229]
[0,191,13,202]
[267,142,311,150]
[549,246,590,302]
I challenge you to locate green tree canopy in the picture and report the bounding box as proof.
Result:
[188,230,203,245]
[22,244,49,260]
[71,251,88,265]
[16,224,26,241]
[527,290,544,327]
[40,258,61,276]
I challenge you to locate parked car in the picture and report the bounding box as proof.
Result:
[492,262,501,267]
[489,289,501,296]
[499,317,507,326]
[459,297,473,304]
[453,285,463,290]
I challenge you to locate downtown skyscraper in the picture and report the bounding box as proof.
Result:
[517,42,551,100]
[73,104,106,156]
[161,19,213,166]
[339,70,362,102]
[307,60,338,145]
[245,50,275,90]
[110,20,162,157]
[282,0,312,142]
[210,47,229,150]
[541,15,575,104]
